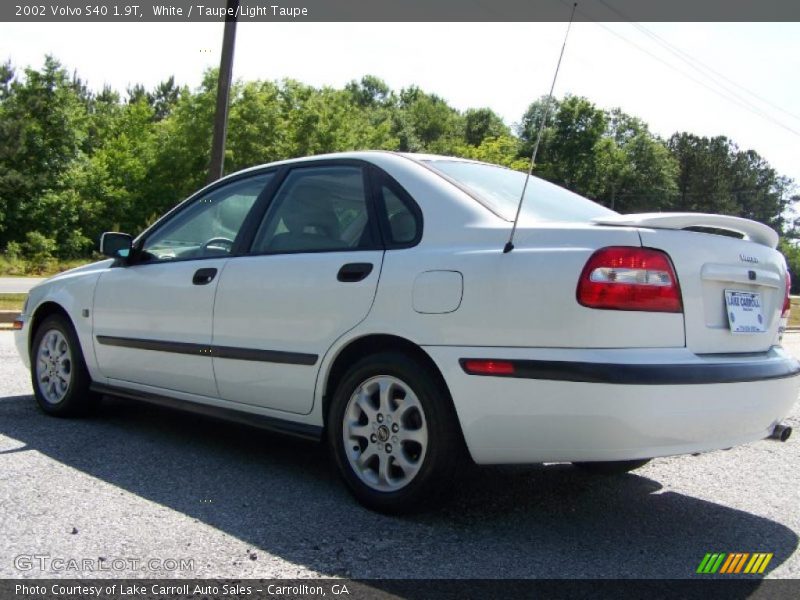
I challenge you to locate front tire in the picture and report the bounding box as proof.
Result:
[573,459,651,475]
[30,315,98,417]
[328,352,461,514]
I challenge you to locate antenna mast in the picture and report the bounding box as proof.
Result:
[504,3,578,254]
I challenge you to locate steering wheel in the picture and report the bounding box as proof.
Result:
[202,237,235,254]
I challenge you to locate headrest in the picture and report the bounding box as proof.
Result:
[281,183,340,239]
[217,197,252,233]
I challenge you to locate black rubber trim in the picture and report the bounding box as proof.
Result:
[90,383,322,441]
[213,344,318,366]
[458,355,800,385]
[368,164,424,249]
[96,336,209,356]
[96,335,317,366]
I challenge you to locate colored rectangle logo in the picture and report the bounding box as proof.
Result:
[697,552,772,574]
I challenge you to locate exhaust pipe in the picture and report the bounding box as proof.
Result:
[768,423,793,442]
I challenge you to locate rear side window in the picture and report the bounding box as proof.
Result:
[425,159,617,223]
[251,166,375,254]
[375,174,422,248]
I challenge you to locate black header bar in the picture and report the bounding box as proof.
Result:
[4,0,800,23]
[5,579,800,600]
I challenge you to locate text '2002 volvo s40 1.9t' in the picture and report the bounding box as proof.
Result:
[14,151,799,513]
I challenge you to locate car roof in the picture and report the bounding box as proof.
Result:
[220,151,485,181]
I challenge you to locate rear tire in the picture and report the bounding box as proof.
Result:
[30,315,99,417]
[328,351,461,514]
[573,459,650,475]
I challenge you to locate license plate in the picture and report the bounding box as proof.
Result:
[724,290,765,333]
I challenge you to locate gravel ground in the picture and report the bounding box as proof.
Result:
[0,331,798,580]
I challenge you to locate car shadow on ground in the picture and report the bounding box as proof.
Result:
[0,393,797,581]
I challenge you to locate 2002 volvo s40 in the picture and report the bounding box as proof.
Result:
[14,151,799,513]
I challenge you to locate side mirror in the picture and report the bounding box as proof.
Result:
[99,232,133,259]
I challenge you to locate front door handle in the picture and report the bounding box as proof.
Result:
[193,268,218,285]
[337,263,373,283]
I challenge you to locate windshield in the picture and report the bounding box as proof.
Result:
[424,159,617,223]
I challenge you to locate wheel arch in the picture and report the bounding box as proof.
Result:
[321,334,464,441]
[27,299,100,416]
[28,301,75,351]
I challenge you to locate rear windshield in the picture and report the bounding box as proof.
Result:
[424,159,617,223]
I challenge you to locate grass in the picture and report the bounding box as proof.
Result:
[0,255,90,277]
[0,294,26,312]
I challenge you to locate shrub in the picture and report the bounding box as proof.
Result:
[21,232,57,274]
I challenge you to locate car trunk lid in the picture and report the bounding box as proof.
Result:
[593,213,787,354]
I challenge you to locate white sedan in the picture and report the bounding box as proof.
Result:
[14,151,799,513]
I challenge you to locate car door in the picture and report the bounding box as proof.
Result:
[212,162,384,414]
[92,172,274,397]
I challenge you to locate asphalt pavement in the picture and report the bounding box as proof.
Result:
[0,278,44,294]
[0,331,798,579]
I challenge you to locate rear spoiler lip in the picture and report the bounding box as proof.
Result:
[592,212,779,249]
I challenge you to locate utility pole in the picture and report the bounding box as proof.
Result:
[207,0,239,184]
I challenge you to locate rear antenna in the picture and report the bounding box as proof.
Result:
[504,2,578,254]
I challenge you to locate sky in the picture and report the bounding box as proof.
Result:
[1,21,799,188]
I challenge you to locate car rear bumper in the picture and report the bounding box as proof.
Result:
[424,345,800,464]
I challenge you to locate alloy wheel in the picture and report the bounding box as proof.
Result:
[35,328,73,405]
[342,375,429,492]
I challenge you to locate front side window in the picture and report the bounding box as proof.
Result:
[251,166,373,254]
[141,173,273,262]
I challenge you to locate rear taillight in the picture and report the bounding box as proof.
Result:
[577,246,683,313]
[782,271,791,318]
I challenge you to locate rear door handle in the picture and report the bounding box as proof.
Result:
[193,268,218,285]
[337,263,373,283]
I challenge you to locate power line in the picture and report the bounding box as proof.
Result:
[593,0,800,125]
[558,0,800,139]
[601,21,800,138]
[626,21,800,124]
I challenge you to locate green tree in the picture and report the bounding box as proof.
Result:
[226,79,285,170]
[0,61,14,101]
[0,56,796,268]
[395,86,464,152]
[456,135,529,170]
[150,71,217,203]
[77,97,159,239]
[346,75,392,108]
[599,110,678,212]
[667,133,793,231]
[150,76,180,121]
[668,133,740,215]
[519,95,608,196]
[0,56,88,251]
[463,108,509,146]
